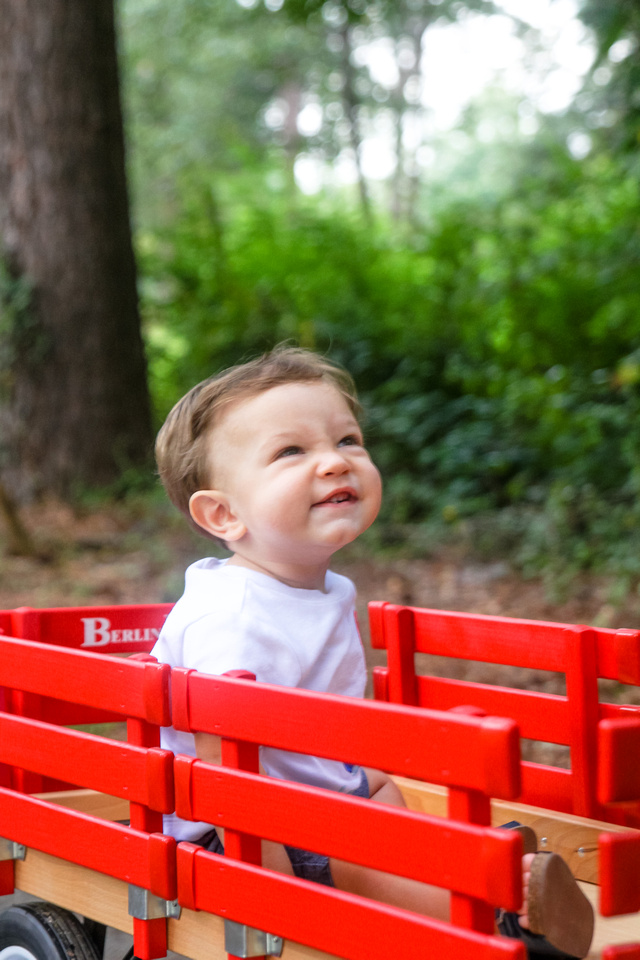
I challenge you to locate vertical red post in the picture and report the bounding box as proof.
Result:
[447,705,496,934]
[127,716,167,960]
[0,860,14,896]
[447,787,495,933]
[564,627,600,818]
[220,671,263,960]
[385,606,418,706]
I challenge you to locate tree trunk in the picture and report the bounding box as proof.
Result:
[0,0,153,498]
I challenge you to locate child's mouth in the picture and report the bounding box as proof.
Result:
[314,489,357,506]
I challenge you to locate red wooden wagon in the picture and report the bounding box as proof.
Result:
[0,602,638,960]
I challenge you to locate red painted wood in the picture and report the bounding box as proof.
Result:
[598,629,640,684]
[370,603,640,825]
[447,785,496,933]
[401,606,571,672]
[372,665,389,702]
[32,700,126,726]
[564,627,600,818]
[519,764,573,813]
[132,917,167,960]
[174,761,522,910]
[218,675,265,960]
[385,606,418,706]
[416,676,567,742]
[599,832,640,917]
[602,946,640,960]
[176,845,525,960]
[0,788,176,899]
[368,601,387,650]
[599,719,640,803]
[0,714,173,810]
[0,636,171,725]
[10,604,172,653]
[178,673,521,799]
[0,860,14,896]
[220,735,262,869]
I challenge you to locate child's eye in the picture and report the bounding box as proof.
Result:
[275,445,303,459]
[338,434,361,448]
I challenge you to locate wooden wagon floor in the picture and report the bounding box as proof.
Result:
[582,883,638,959]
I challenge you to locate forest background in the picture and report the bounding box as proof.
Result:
[1,0,640,629]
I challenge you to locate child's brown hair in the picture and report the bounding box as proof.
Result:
[156,345,361,538]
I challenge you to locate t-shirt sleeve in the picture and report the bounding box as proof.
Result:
[182,607,303,688]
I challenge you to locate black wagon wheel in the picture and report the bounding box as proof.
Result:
[0,903,101,960]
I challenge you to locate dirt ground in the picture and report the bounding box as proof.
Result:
[2,497,639,767]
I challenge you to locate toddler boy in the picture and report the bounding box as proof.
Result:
[152,346,593,957]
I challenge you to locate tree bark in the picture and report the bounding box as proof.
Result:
[0,0,153,498]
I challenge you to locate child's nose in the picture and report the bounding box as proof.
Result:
[318,449,349,476]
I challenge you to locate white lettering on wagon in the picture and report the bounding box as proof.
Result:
[80,618,161,648]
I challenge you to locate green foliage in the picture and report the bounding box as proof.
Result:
[577,0,640,152]
[136,143,640,580]
[121,0,640,583]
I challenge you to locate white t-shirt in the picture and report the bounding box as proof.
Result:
[152,558,366,841]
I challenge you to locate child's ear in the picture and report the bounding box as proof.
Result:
[189,490,247,542]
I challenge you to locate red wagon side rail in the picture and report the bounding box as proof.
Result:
[1,604,636,958]
[0,634,175,960]
[2,604,173,730]
[369,602,640,826]
[172,668,530,959]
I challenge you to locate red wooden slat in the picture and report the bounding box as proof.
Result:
[174,760,523,910]
[599,719,640,804]
[599,832,640,917]
[10,604,172,652]
[600,703,640,721]
[404,606,572,672]
[416,676,568,743]
[176,672,521,799]
[372,665,389,702]
[519,763,573,813]
[596,629,640,684]
[177,845,524,960]
[368,601,386,650]
[370,604,640,826]
[0,636,171,725]
[602,946,640,960]
[0,714,173,810]
[0,788,176,899]
[36,699,126,726]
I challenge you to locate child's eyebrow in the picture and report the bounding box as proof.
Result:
[263,431,302,445]
[257,431,303,455]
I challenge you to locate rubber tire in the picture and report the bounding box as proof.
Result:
[0,903,101,960]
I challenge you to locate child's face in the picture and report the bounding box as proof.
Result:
[193,381,382,579]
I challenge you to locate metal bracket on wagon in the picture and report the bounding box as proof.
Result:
[128,884,181,920]
[0,837,26,861]
[224,919,284,958]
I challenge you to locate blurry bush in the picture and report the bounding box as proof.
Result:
[137,147,640,580]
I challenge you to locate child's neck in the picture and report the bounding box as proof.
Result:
[226,552,329,592]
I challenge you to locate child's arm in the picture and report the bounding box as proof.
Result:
[364,767,408,807]
[194,731,222,765]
